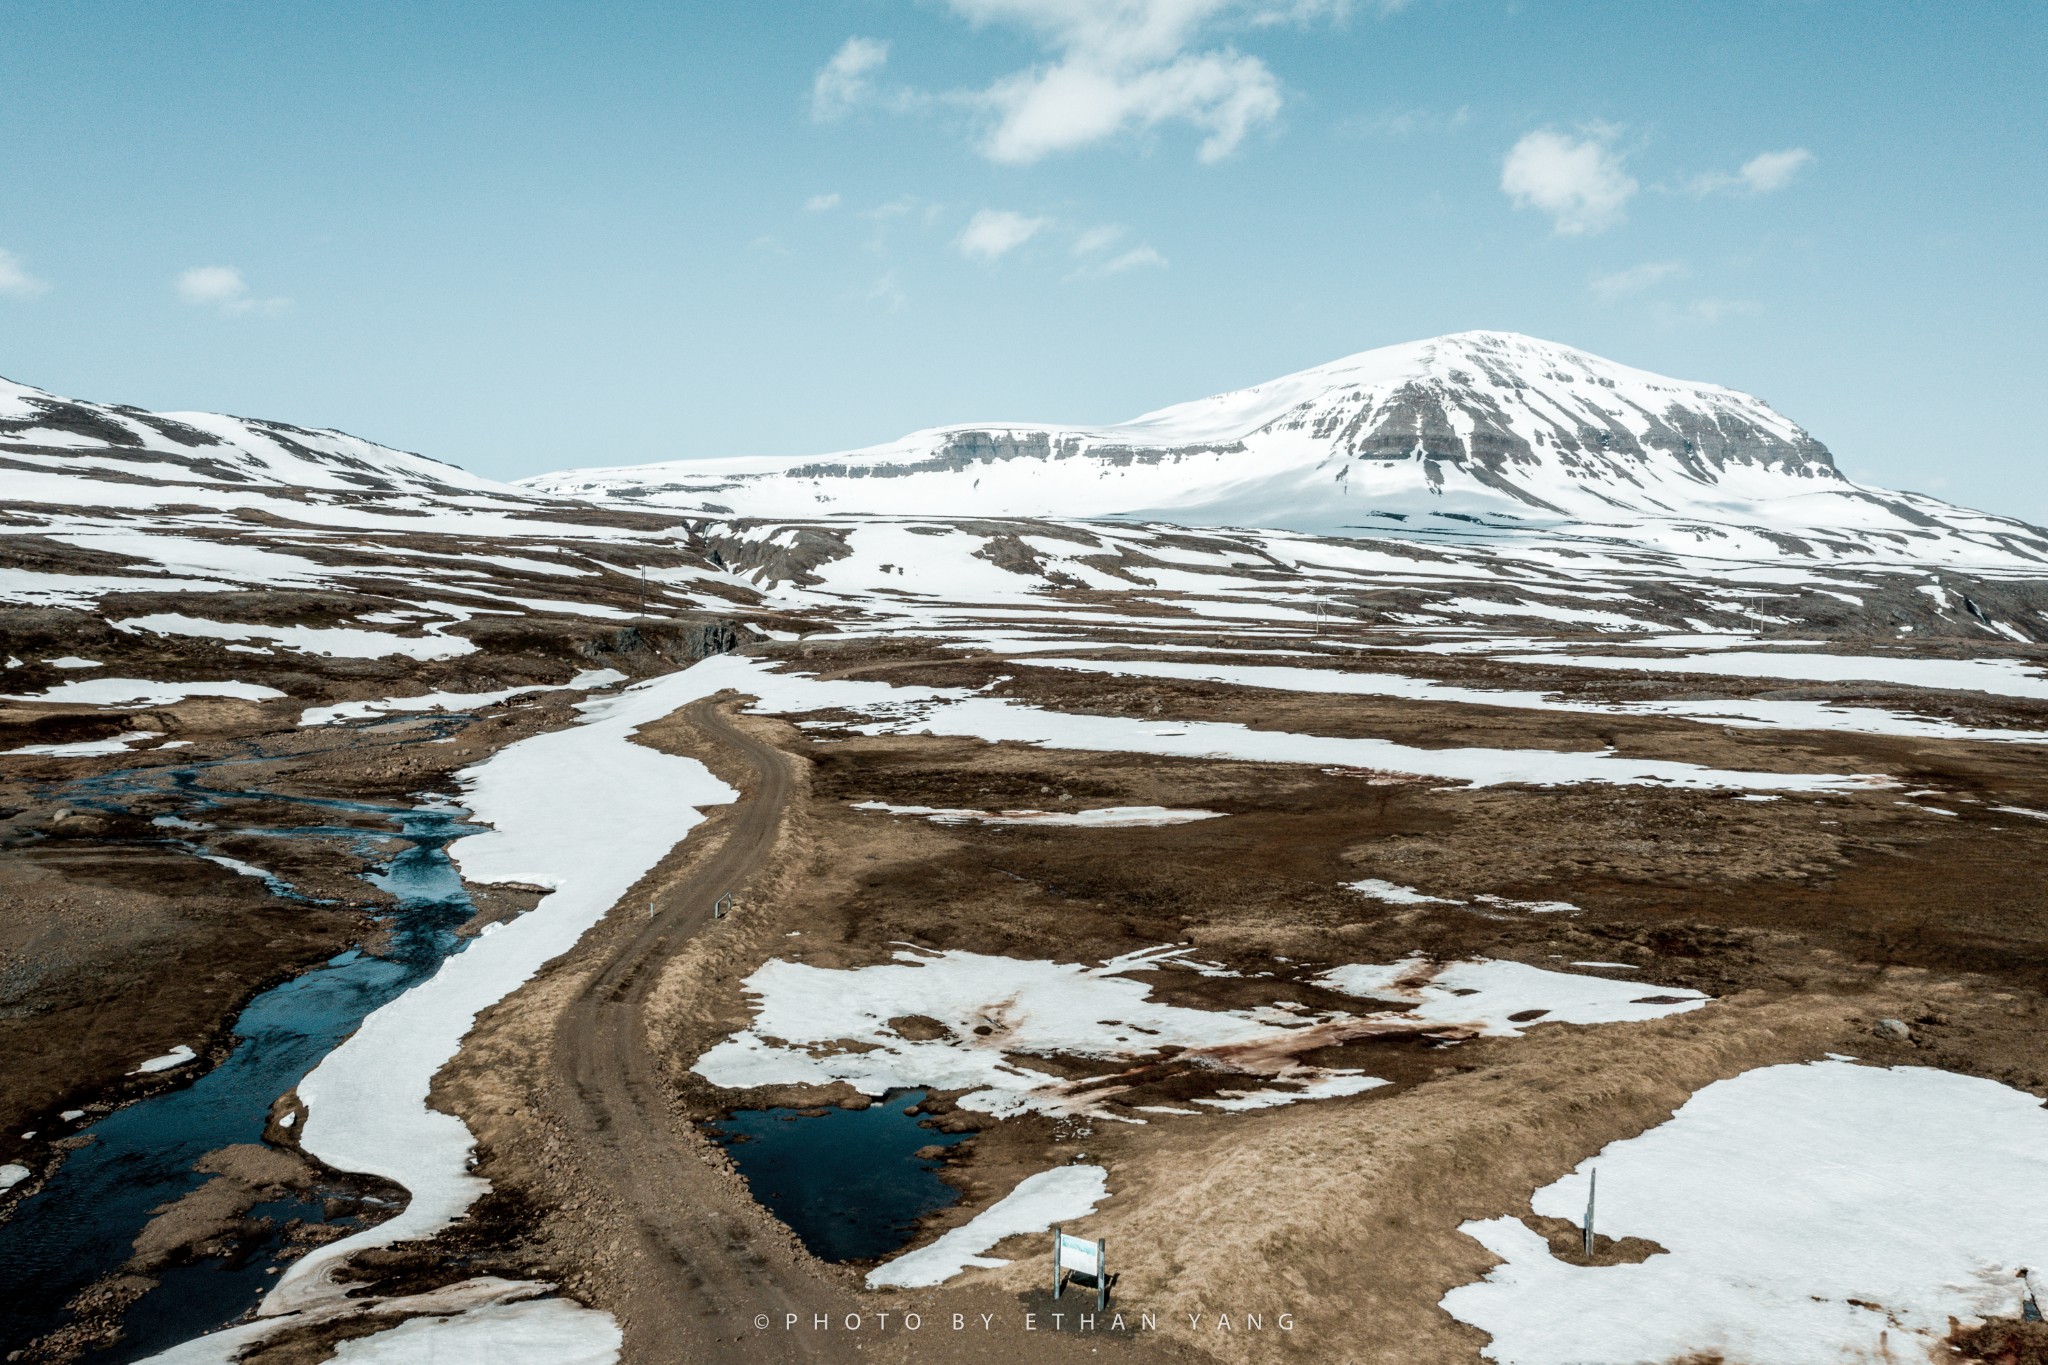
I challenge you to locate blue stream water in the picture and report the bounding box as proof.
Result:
[0,755,485,1362]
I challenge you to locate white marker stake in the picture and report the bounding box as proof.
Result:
[1583,1168,1597,1259]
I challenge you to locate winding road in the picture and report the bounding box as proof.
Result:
[548,696,846,1361]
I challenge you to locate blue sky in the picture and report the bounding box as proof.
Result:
[2,1,2043,519]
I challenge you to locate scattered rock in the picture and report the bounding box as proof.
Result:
[1874,1018,1913,1043]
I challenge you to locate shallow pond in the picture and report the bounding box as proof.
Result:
[705,1090,971,1263]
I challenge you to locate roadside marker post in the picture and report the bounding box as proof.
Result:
[1582,1169,1597,1259]
[1053,1227,1108,1312]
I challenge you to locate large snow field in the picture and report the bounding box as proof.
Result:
[115,612,477,661]
[850,800,1225,827]
[685,654,1885,793]
[1016,656,2048,745]
[1502,648,2048,702]
[1442,1060,2048,1364]
[298,668,626,726]
[263,663,742,1328]
[0,677,286,706]
[693,945,1710,1122]
[867,1164,1110,1290]
[1321,957,1706,1035]
[324,1298,623,1364]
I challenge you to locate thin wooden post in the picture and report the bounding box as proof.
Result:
[1582,1169,1597,1258]
[1053,1225,1063,1300]
[1096,1237,1107,1312]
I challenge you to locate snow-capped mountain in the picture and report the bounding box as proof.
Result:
[526,331,2048,569]
[0,375,509,499]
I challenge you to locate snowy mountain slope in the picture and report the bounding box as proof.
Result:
[0,375,509,498]
[525,331,2048,570]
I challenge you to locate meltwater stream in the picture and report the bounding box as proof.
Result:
[0,755,486,1362]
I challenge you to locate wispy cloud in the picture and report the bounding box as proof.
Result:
[865,269,907,311]
[1501,127,1637,236]
[811,37,891,122]
[1338,104,1471,139]
[1590,259,1687,301]
[174,265,289,315]
[804,192,842,213]
[1685,297,1761,323]
[816,1,1357,165]
[0,248,49,298]
[1688,147,1815,197]
[1071,223,1128,255]
[958,208,1050,263]
[1068,244,1169,280]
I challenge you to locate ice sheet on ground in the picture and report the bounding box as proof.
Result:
[1442,1060,2048,1364]
[0,1164,28,1192]
[693,655,1882,793]
[1349,879,1461,906]
[1502,649,2048,701]
[114,613,475,661]
[46,656,101,669]
[867,1165,1109,1289]
[1,678,287,706]
[1320,957,1706,1035]
[1021,656,2048,745]
[1348,880,1580,915]
[696,946,1708,1119]
[268,661,742,1322]
[693,945,1371,1119]
[4,730,161,756]
[325,1298,622,1365]
[132,1045,196,1074]
[299,669,626,726]
[851,801,1225,827]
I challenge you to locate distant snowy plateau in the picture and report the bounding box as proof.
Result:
[6,330,2046,654]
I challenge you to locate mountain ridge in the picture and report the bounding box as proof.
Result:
[519,331,2048,570]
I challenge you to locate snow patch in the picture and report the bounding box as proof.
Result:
[867,1165,1109,1289]
[1442,1061,2048,1364]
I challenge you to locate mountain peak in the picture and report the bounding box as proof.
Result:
[529,331,1871,542]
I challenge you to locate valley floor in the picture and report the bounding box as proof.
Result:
[7,523,2048,1364]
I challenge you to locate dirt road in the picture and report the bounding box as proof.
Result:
[548,697,849,1361]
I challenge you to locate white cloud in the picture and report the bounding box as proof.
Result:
[966,0,1281,166]
[174,265,288,315]
[812,37,890,122]
[958,209,1051,263]
[1689,146,1815,197]
[1067,244,1169,280]
[818,1,1347,165]
[1501,128,1637,236]
[1739,148,1813,192]
[0,249,48,298]
[1590,260,1687,301]
[804,192,842,213]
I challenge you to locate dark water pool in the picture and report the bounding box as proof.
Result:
[706,1091,971,1263]
[0,758,485,1361]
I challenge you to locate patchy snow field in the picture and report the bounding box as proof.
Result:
[1443,1060,2048,1364]
[694,946,1709,1121]
[683,655,1886,795]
